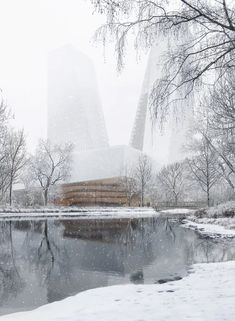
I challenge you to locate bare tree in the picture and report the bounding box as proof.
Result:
[0,142,10,202]
[135,154,152,206]
[203,140,235,201]
[204,129,235,195]
[0,98,11,201]
[92,0,235,121]
[31,140,73,206]
[202,73,235,195]
[208,71,235,132]
[5,130,27,206]
[217,157,235,194]
[20,167,44,206]
[157,162,186,206]
[120,164,138,206]
[0,96,28,206]
[187,135,221,207]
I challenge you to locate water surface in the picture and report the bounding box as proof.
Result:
[0,217,234,315]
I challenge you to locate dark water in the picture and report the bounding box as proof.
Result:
[0,217,235,315]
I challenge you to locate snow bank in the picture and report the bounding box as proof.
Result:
[179,202,235,237]
[195,201,235,218]
[183,219,235,238]
[181,202,235,237]
[0,207,158,220]
[1,261,235,321]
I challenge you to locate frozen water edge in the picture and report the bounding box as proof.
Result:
[1,260,235,321]
[0,207,159,220]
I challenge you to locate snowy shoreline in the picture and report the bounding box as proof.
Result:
[1,206,235,320]
[1,260,234,321]
[159,204,235,238]
[0,207,159,220]
[0,205,234,238]
[182,218,235,238]
[180,202,235,238]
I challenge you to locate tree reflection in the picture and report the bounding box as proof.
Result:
[0,221,24,304]
[0,217,235,315]
[36,221,61,282]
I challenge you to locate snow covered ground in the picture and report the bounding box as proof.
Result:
[183,219,235,238]
[157,202,235,237]
[0,207,158,220]
[181,202,235,237]
[159,208,194,216]
[1,260,235,321]
[199,201,235,218]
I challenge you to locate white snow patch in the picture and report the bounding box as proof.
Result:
[183,219,235,237]
[182,202,235,237]
[1,261,235,321]
[206,201,235,218]
[160,208,195,215]
[0,207,158,220]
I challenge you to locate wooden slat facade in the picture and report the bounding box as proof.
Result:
[57,177,134,206]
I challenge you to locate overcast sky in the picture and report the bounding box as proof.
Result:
[0,0,148,151]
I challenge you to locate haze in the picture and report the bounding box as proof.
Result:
[0,0,148,151]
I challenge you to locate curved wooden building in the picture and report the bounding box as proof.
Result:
[58,177,136,207]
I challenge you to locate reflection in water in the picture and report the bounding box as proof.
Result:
[0,217,234,315]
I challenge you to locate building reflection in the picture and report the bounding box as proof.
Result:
[0,217,234,315]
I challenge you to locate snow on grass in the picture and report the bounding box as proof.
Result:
[183,218,235,238]
[1,260,235,321]
[182,201,235,237]
[195,201,235,218]
[207,201,235,218]
[0,207,158,220]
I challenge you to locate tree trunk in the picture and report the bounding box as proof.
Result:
[44,189,48,206]
[207,186,210,207]
[9,179,13,206]
[174,194,178,206]
[141,188,144,207]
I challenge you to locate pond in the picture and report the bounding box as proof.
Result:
[0,216,235,315]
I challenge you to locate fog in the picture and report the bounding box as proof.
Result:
[0,0,148,151]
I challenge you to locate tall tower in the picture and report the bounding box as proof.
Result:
[48,45,109,151]
[130,42,193,165]
[129,46,157,151]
